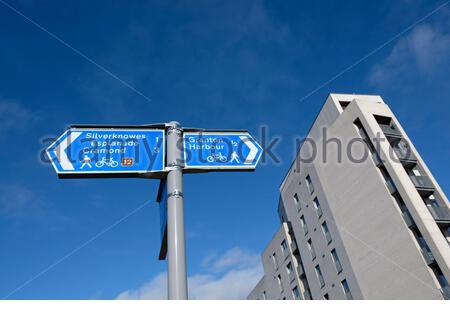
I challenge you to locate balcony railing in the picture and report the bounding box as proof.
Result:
[401,209,416,229]
[379,123,402,138]
[409,175,435,196]
[393,146,417,168]
[372,152,383,167]
[386,178,397,195]
[420,248,436,266]
[428,206,450,226]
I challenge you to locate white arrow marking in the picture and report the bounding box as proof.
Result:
[240,135,258,164]
[56,131,82,170]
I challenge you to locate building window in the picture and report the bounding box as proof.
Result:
[271,253,278,269]
[277,274,283,292]
[293,193,301,210]
[286,262,293,275]
[313,197,323,218]
[341,279,353,300]
[281,240,288,254]
[323,293,329,300]
[306,175,314,194]
[321,221,332,244]
[300,215,308,235]
[307,239,316,260]
[315,265,325,288]
[292,286,300,300]
[331,248,343,274]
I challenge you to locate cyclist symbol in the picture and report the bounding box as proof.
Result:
[95,157,119,168]
[206,152,227,163]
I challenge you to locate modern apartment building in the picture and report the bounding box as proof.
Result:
[248,222,311,300]
[248,94,450,300]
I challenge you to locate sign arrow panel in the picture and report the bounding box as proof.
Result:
[183,132,263,170]
[46,128,165,177]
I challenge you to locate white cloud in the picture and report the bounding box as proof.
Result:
[206,247,260,273]
[369,23,450,86]
[116,247,263,300]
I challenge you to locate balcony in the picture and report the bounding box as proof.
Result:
[393,146,417,168]
[409,175,435,197]
[401,209,416,229]
[379,123,402,139]
[386,178,398,195]
[428,206,450,226]
[420,248,436,267]
[372,152,383,167]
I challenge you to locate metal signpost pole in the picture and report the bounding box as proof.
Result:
[47,123,262,300]
[166,121,188,300]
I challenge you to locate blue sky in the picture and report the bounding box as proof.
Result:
[0,0,449,299]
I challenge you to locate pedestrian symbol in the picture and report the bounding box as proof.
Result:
[81,155,92,169]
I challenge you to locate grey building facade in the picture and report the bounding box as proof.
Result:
[248,222,310,300]
[248,94,450,300]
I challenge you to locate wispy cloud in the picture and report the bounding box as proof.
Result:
[116,247,262,300]
[368,22,450,86]
[205,247,261,273]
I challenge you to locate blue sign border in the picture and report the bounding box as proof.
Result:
[46,128,166,177]
[182,131,262,170]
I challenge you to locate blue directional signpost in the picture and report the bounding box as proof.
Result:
[47,122,263,300]
[46,127,165,178]
[183,132,262,170]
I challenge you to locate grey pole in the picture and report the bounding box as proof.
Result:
[166,121,188,300]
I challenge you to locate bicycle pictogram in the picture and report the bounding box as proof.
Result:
[95,157,119,168]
